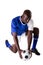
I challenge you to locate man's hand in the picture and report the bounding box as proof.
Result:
[28,50,32,56]
[18,49,24,59]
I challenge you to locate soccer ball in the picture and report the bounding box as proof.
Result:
[22,50,32,60]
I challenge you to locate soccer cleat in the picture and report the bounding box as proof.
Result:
[31,48,40,55]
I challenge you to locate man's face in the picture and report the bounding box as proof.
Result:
[21,13,30,24]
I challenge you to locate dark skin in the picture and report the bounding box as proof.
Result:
[10,13,32,59]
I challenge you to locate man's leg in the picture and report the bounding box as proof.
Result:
[31,27,40,55]
[5,40,17,53]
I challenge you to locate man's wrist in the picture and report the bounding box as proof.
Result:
[18,48,20,51]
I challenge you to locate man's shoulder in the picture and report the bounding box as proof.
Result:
[11,16,20,25]
[29,19,33,23]
[27,19,34,31]
[27,19,34,27]
[12,16,20,21]
[27,19,34,25]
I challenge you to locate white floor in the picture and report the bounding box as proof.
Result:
[0,0,43,65]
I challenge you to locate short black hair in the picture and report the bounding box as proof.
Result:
[23,9,32,20]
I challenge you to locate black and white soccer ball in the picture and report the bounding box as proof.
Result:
[22,50,32,60]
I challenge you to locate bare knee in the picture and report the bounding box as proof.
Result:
[33,27,39,37]
[10,44,17,53]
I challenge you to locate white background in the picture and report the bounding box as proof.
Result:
[0,0,43,65]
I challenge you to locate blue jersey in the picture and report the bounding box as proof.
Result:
[11,16,28,36]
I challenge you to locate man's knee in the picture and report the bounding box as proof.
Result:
[12,44,17,53]
[33,27,39,37]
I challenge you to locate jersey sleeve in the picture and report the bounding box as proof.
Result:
[27,19,34,31]
[11,19,17,34]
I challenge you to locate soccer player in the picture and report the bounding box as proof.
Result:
[5,10,40,59]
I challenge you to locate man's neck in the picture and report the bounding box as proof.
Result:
[20,16,26,25]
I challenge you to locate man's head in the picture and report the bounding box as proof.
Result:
[21,9,32,24]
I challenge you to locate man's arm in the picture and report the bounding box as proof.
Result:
[12,32,22,58]
[12,32,20,51]
[27,19,34,50]
[27,30,32,50]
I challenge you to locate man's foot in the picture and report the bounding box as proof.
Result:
[5,40,11,48]
[31,48,40,55]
